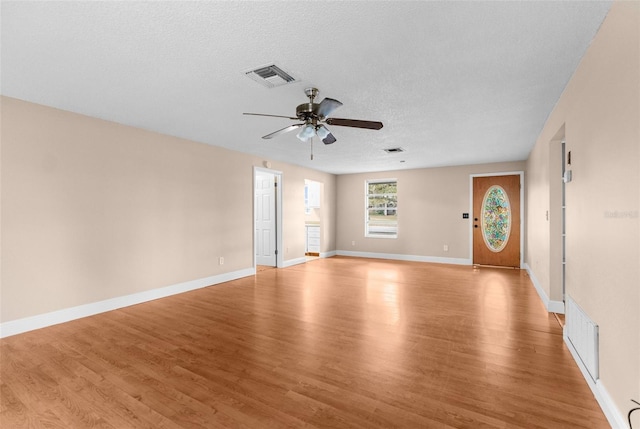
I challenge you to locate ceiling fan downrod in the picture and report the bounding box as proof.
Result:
[296,87,319,121]
[305,87,318,103]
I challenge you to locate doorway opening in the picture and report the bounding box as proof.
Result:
[548,129,566,313]
[561,140,567,303]
[304,179,322,260]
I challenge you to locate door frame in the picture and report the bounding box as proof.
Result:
[253,166,284,269]
[469,171,524,268]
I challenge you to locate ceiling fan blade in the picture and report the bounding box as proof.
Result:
[322,133,337,145]
[262,123,304,139]
[244,112,298,120]
[325,118,383,130]
[315,97,343,118]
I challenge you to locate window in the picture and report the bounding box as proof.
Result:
[304,183,310,214]
[305,180,321,214]
[366,179,397,238]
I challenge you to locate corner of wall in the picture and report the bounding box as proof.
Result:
[523,263,564,314]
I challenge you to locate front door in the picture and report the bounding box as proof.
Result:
[255,172,276,266]
[473,174,521,267]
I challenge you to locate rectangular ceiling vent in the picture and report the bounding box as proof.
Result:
[384,147,405,153]
[245,64,296,88]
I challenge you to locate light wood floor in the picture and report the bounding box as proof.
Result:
[1,257,608,428]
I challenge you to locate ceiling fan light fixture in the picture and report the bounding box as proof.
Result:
[297,124,315,141]
[316,125,330,139]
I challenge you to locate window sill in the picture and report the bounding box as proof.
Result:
[365,234,398,239]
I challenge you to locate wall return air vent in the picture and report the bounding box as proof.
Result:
[245,64,296,88]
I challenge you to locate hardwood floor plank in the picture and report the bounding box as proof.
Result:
[1,344,115,428]
[0,382,31,428]
[1,257,609,428]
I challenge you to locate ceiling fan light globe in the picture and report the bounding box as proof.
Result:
[297,124,315,141]
[316,125,330,139]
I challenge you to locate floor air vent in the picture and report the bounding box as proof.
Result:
[566,295,599,381]
[245,64,296,88]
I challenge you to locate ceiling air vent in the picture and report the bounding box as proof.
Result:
[245,64,296,88]
[384,147,405,153]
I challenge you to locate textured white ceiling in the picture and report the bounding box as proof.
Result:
[1,1,612,174]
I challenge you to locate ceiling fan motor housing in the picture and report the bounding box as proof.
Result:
[297,88,322,122]
[296,103,319,123]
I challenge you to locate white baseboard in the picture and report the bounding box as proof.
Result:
[548,300,565,314]
[284,252,335,266]
[283,257,306,267]
[0,267,256,339]
[563,331,628,428]
[336,250,471,266]
[320,250,337,258]
[523,263,565,314]
[526,263,624,427]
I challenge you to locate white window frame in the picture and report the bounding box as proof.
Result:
[365,178,398,238]
[304,183,311,214]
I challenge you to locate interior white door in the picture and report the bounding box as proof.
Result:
[255,172,276,266]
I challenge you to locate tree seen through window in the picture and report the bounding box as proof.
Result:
[366,180,397,237]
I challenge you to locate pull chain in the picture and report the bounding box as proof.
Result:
[310,137,314,160]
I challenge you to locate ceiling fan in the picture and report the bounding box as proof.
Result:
[243,87,383,145]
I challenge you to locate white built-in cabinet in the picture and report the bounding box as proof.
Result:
[306,225,320,255]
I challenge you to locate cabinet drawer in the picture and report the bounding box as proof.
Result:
[306,226,321,253]
[307,226,320,237]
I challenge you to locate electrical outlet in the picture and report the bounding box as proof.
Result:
[443,244,449,252]
[219,257,224,265]
[352,241,356,246]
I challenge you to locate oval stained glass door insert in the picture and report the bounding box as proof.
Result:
[481,185,511,252]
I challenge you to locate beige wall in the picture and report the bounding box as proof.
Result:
[525,1,639,423]
[336,162,525,260]
[525,131,552,299]
[0,96,336,323]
